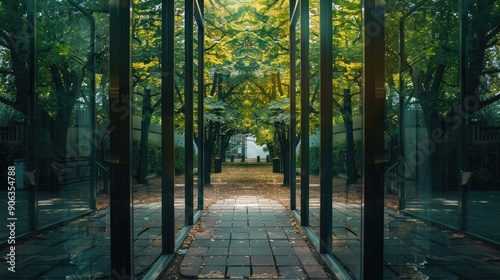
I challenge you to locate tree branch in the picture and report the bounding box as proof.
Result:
[480,93,500,108]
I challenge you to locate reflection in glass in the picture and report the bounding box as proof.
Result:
[329,0,364,277]
[36,0,94,229]
[394,0,461,229]
[384,0,500,278]
[0,0,111,278]
[294,12,302,217]
[131,1,163,277]
[175,0,187,236]
[309,0,320,236]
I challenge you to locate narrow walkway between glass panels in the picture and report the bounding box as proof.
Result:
[175,196,330,279]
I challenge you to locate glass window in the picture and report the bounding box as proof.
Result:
[0,0,111,278]
[131,0,164,277]
[384,0,500,278]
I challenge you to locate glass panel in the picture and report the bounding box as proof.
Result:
[35,0,93,229]
[309,0,321,235]
[0,0,111,278]
[330,0,363,277]
[175,0,186,235]
[132,1,163,277]
[465,0,500,243]
[0,0,32,241]
[380,0,500,278]
[294,14,302,215]
[194,18,200,212]
[397,0,460,229]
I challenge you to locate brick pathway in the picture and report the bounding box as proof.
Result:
[178,196,330,279]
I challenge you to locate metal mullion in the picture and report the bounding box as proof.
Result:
[185,0,194,226]
[109,0,133,274]
[362,0,385,277]
[162,0,175,254]
[458,0,469,232]
[197,0,205,211]
[27,0,38,232]
[300,0,310,227]
[291,0,300,26]
[66,0,97,210]
[319,0,333,255]
[194,0,204,28]
[290,0,297,211]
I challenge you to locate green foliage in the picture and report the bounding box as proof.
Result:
[470,141,500,184]
[472,104,500,127]
[132,140,162,175]
[309,146,320,174]
[305,140,362,175]
[174,146,185,175]
[132,140,198,176]
[0,101,24,126]
[0,140,25,165]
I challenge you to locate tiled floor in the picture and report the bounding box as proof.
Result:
[178,196,330,279]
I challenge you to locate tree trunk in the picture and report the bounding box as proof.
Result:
[277,122,290,186]
[281,142,290,186]
[203,142,213,186]
[343,90,358,185]
[344,117,357,185]
[137,89,152,185]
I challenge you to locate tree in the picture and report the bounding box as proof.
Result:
[385,0,500,189]
[132,0,163,184]
[0,0,31,116]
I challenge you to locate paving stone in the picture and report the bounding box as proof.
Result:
[206,247,228,256]
[303,265,329,278]
[212,231,231,239]
[231,240,250,247]
[232,215,249,221]
[267,231,288,240]
[180,265,201,278]
[226,266,251,278]
[293,246,313,255]
[250,246,273,256]
[227,255,251,266]
[199,265,226,279]
[250,239,270,247]
[204,256,227,266]
[181,256,204,267]
[231,232,250,239]
[217,221,233,227]
[210,240,230,247]
[251,255,275,266]
[252,266,279,278]
[417,265,459,279]
[269,239,290,246]
[289,238,307,246]
[299,254,320,266]
[231,228,249,233]
[272,246,296,256]
[228,246,251,255]
[278,265,307,279]
[186,246,208,256]
[249,232,269,239]
[275,255,301,266]
[446,265,495,279]
[196,231,214,239]
[232,220,248,227]
[191,239,211,247]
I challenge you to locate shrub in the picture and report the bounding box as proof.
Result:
[309,146,320,174]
